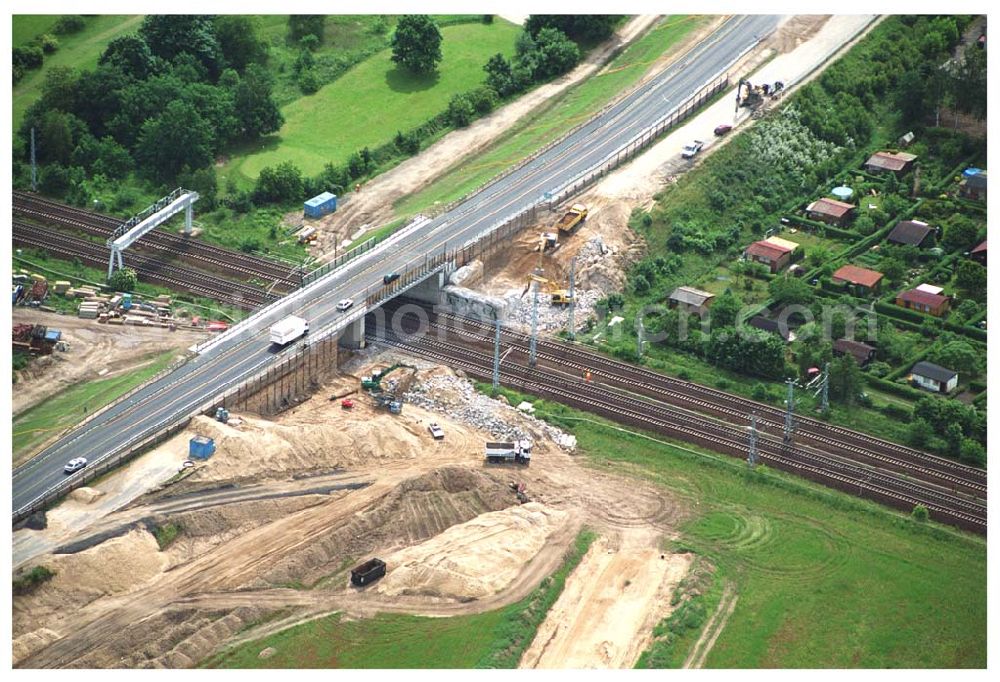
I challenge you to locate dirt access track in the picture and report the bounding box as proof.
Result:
[13,354,689,669]
[308,14,722,255]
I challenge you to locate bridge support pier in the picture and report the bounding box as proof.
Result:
[339,317,366,349]
[406,270,447,306]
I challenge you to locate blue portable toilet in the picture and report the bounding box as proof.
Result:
[189,435,216,460]
[304,192,338,219]
[122,293,132,310]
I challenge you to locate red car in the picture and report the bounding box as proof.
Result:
[714,124,733,136]
[341,398,355,409]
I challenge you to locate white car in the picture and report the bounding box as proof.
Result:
[428,423,445,440]
[681,140,704,159]
[336,299,354,311]
[64,457,88,474]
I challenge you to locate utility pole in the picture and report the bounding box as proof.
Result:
[529,280,539,367]
[567,256,576,340]
[784,379,796,443]
[30,127,37,192]
[748,413,758,468]
[636,316,646,358]
[492,318,501,394]
[820,362,830,413]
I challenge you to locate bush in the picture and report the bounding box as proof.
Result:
[52,15,86,35]
[39,34,60,54]
[108,266,138,291]
[879,403,912,423]
[254,161,303,204]
[13,45,44,71]
[298,68,320,94]
[446,93,475,127]
[911,505,929,522]
[13,565,56,594]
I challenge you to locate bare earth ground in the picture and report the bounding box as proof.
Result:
[12,309,206,415]
[683,581,739,669]
[472,15,879,316]
[12,350,688,669]
[308,15,672,255]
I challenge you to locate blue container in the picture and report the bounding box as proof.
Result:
[304,192,337,218]
[122,293,133,310]
[44,329,62,342]
[963,168,982,178]
[189,435,216,460]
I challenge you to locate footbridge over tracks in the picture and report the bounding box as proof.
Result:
[12,15,781,522]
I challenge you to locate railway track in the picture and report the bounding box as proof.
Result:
[13,191,302,292]
[368,319,986,534]
[380,299,985,497]
[14,221,276,309]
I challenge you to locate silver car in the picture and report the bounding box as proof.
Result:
[337,298,354,311]
[64,457,88,474]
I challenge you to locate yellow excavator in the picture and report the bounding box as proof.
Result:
[523,273,573,306]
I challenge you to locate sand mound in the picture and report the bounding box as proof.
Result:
[13,528,167,638]
[183,412,423,483]
[12,627,62,667]
[255,467,515,588]
[68,487,105,504]
[376,502,569,600]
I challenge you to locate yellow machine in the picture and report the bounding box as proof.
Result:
[524,273,573,306]
[554,204,588,234]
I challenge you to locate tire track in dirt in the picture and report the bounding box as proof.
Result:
[683,581,739,669]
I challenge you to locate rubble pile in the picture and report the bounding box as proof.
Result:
[404,373,576,450]
[502,288,603,333]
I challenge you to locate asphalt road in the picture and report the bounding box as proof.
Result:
[12,15,780,516]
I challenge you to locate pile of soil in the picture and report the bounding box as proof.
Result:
[13,529,167,643]
[377,502,569,600]
[254,467,516,589]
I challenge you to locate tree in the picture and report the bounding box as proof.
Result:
[254,161,303,204]
[879,256,906,283]
[298,69,320,94]
[108,267,138,291]
[178,166,218,209]
[484,53,516,96]
[446,93,475,127]
[391,15,443,75]
[706,327,786,379]
[959,438,985,466]
[951,46,986,120]
[99,34,157,80]
[528,27,580,80]
[907,418,933,447]
[468,86,499,115]
[140,15,222,78]
[233,64,283,139]
[525,15,620,43]
[955,260,986,301]
[13,46,44,72]
[828,354,862,404]
[135,100,215,182]
[214,16,267,72]
[930,339,982,375]
[710,290,742,330]
[768,276,814,306]
[288,16,325,43]
[941,214,979,252]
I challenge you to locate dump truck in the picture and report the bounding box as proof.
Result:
[351,558,387,586]
[269,315,309,345]
[485,441,532,466]
[554,204,588,234]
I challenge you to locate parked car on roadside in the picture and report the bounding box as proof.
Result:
[681,140,704,159]
[714,124,733,136]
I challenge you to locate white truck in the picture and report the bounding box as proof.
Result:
[269,315,309,345]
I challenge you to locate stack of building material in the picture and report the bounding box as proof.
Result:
[78,301,101,319]
[53,280,72,294]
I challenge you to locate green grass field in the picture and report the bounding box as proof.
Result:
[482,388,986,668]
[12,350,177,465]
[220,21,521,186]
[394,15,709,216]
[203,529,595,668]
[12,15,143,131]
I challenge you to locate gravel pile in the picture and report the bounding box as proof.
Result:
[404,373,576,450]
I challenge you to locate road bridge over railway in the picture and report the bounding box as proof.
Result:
[12,15,781,521]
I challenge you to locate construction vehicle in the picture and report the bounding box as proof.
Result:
[372,392,403,414]
[524,273,573,306]
[361,363,417,391]
[485,441,532,466]
[351,558,387,586]
[270,315,309,345]
[736,79,785,110]
[509,481,529,503]
[554,204,588,234]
